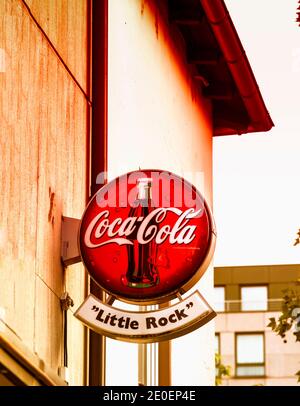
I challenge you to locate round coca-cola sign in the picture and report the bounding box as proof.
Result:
[79,170,216,304]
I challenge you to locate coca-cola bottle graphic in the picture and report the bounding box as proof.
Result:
[121,178,159,288]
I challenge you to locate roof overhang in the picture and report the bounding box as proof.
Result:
[168,0,274,136]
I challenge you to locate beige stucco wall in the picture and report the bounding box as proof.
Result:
[107,0,214,386]
[215,264,300,302]
[215,265,300,386]
[216,312,300,386]
[1,0,215,386]
[0,0,88,385]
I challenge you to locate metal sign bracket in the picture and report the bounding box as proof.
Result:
[61,216,81,267]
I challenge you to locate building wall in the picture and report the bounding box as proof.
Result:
[0,0,215,386]
[0,0,88,385]
[107,0,214,386]
[215,265,300,386]
[215,264,300,302]
[216,312,300,386]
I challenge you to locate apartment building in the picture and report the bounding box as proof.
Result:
[214,264,300,386]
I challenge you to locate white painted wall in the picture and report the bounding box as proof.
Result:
[107,0,214,386]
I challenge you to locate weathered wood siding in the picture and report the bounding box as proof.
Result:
[0,0,88,385]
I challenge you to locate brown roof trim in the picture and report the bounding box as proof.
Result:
[200,0,274,135]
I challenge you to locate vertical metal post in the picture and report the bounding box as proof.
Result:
[138,306,159,386]
[138,343,147,386]
[88,0,108,387]
[158,302,171,385]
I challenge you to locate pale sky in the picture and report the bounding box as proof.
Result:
[213,0,300,266]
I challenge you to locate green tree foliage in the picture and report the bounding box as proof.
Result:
[267,288,300,382]
[215,353,230,386]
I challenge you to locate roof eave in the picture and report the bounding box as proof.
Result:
[200,0,274,136]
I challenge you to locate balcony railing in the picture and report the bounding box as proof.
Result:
[214,299,283,313]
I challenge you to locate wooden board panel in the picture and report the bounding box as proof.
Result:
[65,262,86,386]
[25,0,88,94]
[0,0,88,385]
[33,42,87,296]
[0,0,39,352]
[34,276,62,371]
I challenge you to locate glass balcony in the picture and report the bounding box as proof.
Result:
[214,298,283,313]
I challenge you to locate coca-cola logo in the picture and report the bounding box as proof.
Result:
[79,170,216,304]
[84,208,202,248]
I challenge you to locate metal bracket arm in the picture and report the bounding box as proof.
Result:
[61,216,82,266]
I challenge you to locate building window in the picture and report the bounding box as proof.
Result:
[236,333,265,377]
[214,286,225,312]
[215,333,220,354]
[215,333,220,379]
[241,286,268,311]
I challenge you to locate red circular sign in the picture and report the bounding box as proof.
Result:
[79,170,216,304]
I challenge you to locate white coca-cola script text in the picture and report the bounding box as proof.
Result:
[84,208,202,248]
